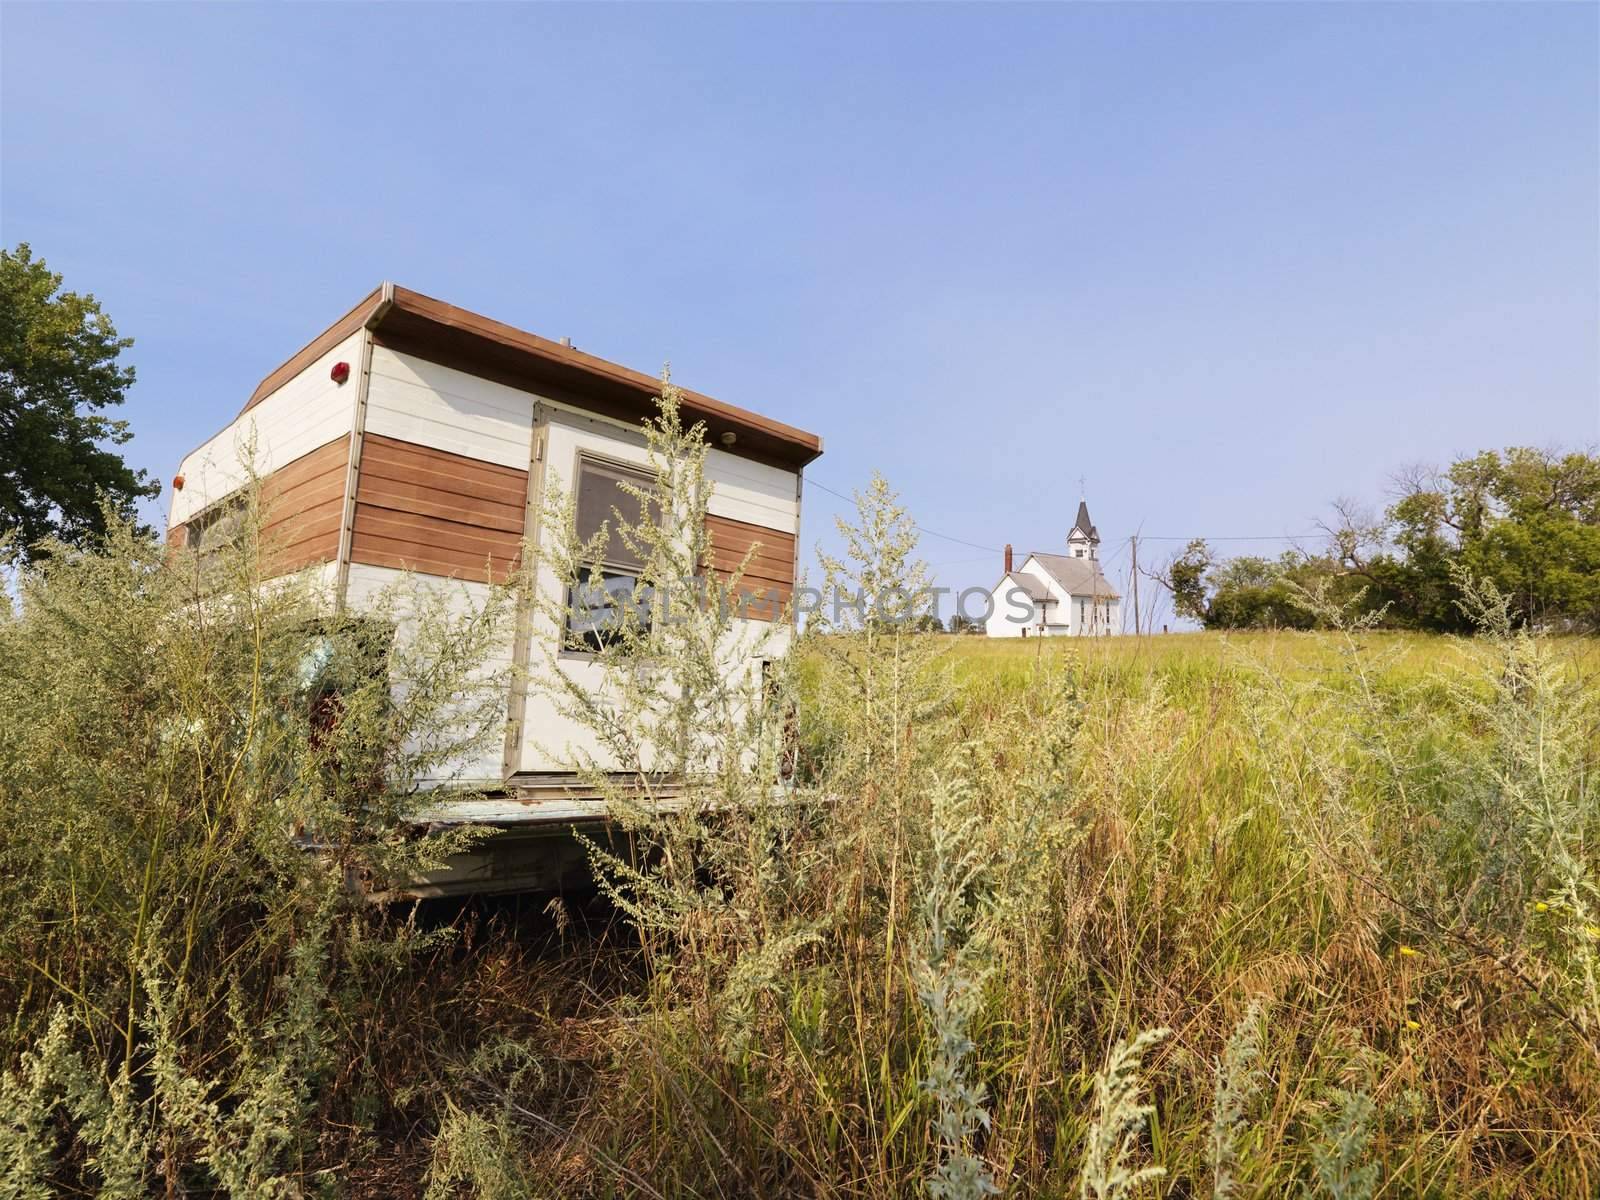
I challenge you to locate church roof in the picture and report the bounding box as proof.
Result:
[1028,552,1121,600]
[998,572,1050,602]
[1069,500,1099,542]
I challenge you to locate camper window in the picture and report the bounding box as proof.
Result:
[186,495,248,556]
[565,457,659,652]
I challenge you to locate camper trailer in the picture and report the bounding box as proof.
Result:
[167,284,822,892]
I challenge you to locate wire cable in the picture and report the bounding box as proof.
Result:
[804,476,1325,556]
[1135,533,1321,542]
[805,475,1005,554]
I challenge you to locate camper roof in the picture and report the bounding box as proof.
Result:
[239,284,824,469]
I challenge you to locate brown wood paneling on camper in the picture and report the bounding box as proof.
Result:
[261,437,349,573]
[350,434,526,583]
[705,513,796,621]
[166,436,349,575]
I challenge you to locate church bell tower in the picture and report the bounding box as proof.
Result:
[1067,499,1100,560]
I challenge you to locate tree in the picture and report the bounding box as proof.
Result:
[0,244,157,558]
[1342,447,1600,632]
[1455,448,1600,630]
[1164,539,1212,625]
[1159,541,1332,631]
[1204,553,1321,630]
[1175,446,1600,634]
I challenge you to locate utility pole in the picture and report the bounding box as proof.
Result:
[1130,536,1141,636]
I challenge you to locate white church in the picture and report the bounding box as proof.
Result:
[983,500,1123,637]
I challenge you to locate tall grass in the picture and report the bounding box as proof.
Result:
[1,413,1597,1196]
[429,401,1599,1197]
[0,487,513,1195]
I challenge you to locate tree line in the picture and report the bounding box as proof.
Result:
[1164,446,1600,633]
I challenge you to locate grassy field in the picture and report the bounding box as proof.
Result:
[5,511,1599,1197]
[940,626,1600,683]
[765,625,1600,1198]
[405,622,1597,1198]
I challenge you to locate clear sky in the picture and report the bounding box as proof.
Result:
[3,2,1596,625]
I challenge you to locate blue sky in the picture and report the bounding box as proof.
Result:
[3,3,1596,624]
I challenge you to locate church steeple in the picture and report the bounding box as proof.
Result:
[1068,499,1100,560]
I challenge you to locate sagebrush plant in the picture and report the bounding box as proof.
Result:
[424,1040,547,1200]
[1310,1090,1379,1200]
[523,381,816,1023]
[0,475,512,1194]
[1208,999,1265,1200]
[1448,570,1600,1033]
[915,764,996,1200]
[1079,1028,1168,1200]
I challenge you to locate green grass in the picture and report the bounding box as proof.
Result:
[7,500,1599,1198]
[939,627,1600,682]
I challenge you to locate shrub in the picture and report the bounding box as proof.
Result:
[0,486,510,1194]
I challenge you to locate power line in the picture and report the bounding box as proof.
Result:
[805,476,1004,554]
[805,475,1325,555]
[1136,533,1321,542]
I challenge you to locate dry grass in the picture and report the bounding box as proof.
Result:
[6,464,1597,1197]
[941,627,1600,681]
[390,625,1600,1198]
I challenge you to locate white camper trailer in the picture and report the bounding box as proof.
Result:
[167,284,823,893]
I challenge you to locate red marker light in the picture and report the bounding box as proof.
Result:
[330,361,351,384]
[173,474,185,491]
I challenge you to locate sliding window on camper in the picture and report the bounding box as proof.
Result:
[565,456,661,652]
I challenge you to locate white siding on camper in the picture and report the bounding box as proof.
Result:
[368,348,798,531]
[704,448,800,533]
[344,563,514,788]
[540,406,800,535]
[513,612,789,777]
[171,329,364,526]
[365,348,535,470]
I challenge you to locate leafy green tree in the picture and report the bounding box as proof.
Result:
[0,244,158,558]
[1379,483,1464,630]
[1343,448,1600,632]
[1165,538,1212,624]
[1204,554,1320,630]
[1163,544,1336,630]
[1178,447,1600,633]
[1458,448,1600,630]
